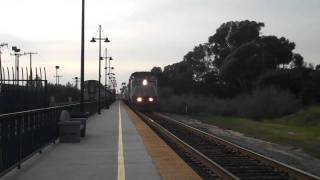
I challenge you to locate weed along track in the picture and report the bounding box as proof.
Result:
[133,109,320,180]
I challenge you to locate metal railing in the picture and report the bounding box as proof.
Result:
[0,101,98,177]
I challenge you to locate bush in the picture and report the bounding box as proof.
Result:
[158,87,300,119]
[235,87,301,119]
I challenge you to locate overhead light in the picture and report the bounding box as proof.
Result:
[12,46,20,52]
[90,38,96,43]
[104,38,110,43]
[148,97,154,102]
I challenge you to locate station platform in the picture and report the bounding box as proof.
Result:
[2,101,199,180]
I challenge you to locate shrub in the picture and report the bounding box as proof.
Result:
[158,87,300,119]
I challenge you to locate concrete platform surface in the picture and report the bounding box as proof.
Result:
[2,101,161,180]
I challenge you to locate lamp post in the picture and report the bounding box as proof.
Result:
[55,65,60,85]
[109,75,116,102]
[80,0,85,113]
[90,25,110,114]
[73,76,79,89]
[108,70,115,89]
[107,57,113,89]
[102,48,113,108]
[109,75,115,89]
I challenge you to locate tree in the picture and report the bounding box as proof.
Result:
[292,53,304,68]
[218,35,296,92]
[162,62,194,94]
[151,66,162,75]
[258,36,295,68]
[151,20,320,105]
[208,20,265,68]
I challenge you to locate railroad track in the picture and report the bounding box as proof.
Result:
[132,109,320,180]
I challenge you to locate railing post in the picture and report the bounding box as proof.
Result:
[44,80,48,107]
[0,119,4,172]
[17,117,22,169]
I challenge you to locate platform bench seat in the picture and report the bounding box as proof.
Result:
[58,111,87,143]
[58,121,83,142]
[70,118,87,137]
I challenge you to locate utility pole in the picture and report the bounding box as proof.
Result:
[24,52,37,80]
[0,43,8,82]
[11,46,25,84]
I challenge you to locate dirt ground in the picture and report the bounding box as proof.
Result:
[166,113,320,177]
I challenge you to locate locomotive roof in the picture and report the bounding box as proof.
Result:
[130,72,155,79]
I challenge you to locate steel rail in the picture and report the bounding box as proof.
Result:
[154,112,320,180]
[133,110,238,180]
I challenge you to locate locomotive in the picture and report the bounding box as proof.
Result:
[124,72,158,111]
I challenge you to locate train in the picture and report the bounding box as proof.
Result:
[84,80,115,106]
[124,72,159,111]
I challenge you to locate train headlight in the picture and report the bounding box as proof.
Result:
[136,97,143,102]
[142,79,148,86]
[148,97,154,102]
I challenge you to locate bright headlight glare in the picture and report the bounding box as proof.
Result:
[148,97,154,102]
[136,97,143,102]
[142,79,148,86]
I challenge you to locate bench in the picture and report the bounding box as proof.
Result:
[58,110,88,143]
[70,112,90,137]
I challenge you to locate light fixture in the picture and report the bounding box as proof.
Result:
[90,37,96,43]
[148,97,154,102]
[104,38,110,43]
[12,46,20,52]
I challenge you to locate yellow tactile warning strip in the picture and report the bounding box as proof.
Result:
[118,102,125,180]
[124,104,201,180]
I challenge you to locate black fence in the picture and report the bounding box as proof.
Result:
[0,67,49,114]
[0,101,98,177]
[0,80,48,114]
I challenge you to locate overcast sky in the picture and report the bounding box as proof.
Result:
[0,0,319,90]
